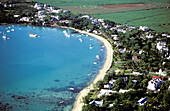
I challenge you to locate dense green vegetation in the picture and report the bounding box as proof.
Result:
[82,89,170,111]
[82,72,170,111]
[0,0,37,23]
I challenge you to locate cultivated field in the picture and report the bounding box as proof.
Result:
[100,3,155,9]
[31,0,170,32]
[92,8,170,33]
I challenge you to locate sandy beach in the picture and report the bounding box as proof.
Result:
[59,27,113,111]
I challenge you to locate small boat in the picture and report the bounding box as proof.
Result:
[59,101,64,104]
[7,30,10,33]
[19,28,21,30]
[63,30,67,33]
[70,88,74,91]
[2,35,9,39]
[96,55,100,60]
[11,29,14,31]
[101,49,103,51]
[89,47,93,49]
[2,32,7,39]
[93,62,97,64]
[63,30,71,38]
[67,34,70,38]
[90,38,93,41]
[79,38,83,42]
[29,34,37,37]
[88,74,92,76]
[2,36,7,39]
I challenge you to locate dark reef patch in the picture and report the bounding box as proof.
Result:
[54,79,60,82]
[69,81,75,85]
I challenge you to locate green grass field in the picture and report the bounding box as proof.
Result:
[31,0,170,32]
[92,8,170,33]
[32,0,141,7]
[31,0,170,7]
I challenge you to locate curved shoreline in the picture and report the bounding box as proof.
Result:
[73,30,113,111]
[59,26,113,111]
[1,24,113,110]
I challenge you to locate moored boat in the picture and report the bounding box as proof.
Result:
[2,35,7,39]
[96,55,100,60]
[93,62,98,64]
[70,88,75,91]
[29,34,37,37]
[2,32,8,39]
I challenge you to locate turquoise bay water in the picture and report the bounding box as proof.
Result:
[0,25,106,111]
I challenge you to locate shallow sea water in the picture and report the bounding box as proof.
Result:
[0,25,106,111]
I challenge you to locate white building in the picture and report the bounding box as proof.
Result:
[89,100,103,107]
[97,89,116,97]
[156,41,166,51]
[109,79,116,84]
[119,89,132,93]
[98,19,104,23]
[63,10,70,13]
[147,78,165,91]
[139,26,148,31]
[19,17,30,22]
[111,35,119,40]
[50,6,55,10]
[139,50,144,55]
[146,34,153,38]
[14,15,19,18]
[132,71,143,75]
[38,11,45,15]
[138,97,147,106]
[119,48,126,53]
[52,9,62,14]
[34,3,42,10]
[81,15,91,19]
[93,30,98,34]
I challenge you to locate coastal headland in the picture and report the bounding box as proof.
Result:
[57,26,113,111]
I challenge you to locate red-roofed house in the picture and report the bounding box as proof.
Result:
[152,76,163,80]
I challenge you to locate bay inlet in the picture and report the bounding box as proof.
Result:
[0,25,106,111]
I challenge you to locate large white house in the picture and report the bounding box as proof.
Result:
[139,26,148,31]
[156,41,166,51]
[147,77,165,91]
[97,89,116,97]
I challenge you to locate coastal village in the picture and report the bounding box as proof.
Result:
[0,0,170,111]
